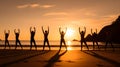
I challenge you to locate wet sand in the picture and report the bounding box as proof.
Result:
[0,49,120,67]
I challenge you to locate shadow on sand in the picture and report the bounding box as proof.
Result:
[0,50,50,67]
[82,50,120,67]
[44,50,67,67]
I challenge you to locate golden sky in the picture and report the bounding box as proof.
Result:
[0,0,120,40]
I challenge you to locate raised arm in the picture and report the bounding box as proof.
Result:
[42,26,44,33]
[4,30,6,34]
[18,29,20,33]
[48,26,49,34]
[59,27,61,34]
[84,27,86,33]
[8,30,10,34]
[30,27,32,32]
[91,29,93,34]
[79,27,80,34]
[14,29,16,33]
[34,27,36,32]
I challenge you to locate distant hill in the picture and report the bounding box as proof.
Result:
[98,15,120,43]
[85,15,120,43]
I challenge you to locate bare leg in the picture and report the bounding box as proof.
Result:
[47,40,51,50]
[18,40,22,49]
[30,41,32,50]
[59,40,62,51]
[84,41,89,50]
[7,40,10,49]
[43,41,46,50]
[81,41,83,51]
[105,42,108,50]
[4,41,7,49]
[63,41,67,50]
[33,40,37,50]
[96,41,99,49]
[110,42,114,51]
[93,41,95,50]
[15,41,17,50]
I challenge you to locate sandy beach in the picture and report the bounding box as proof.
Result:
[0,48,120,67]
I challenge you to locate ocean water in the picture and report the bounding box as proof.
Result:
[0,40,119,50]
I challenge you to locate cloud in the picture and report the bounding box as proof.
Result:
[41,5,55,8]
[16,4,29,8]
[30,4,40,8]
[16,3,55,9]
[43,12,68,16]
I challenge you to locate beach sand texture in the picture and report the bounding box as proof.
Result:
[0,49,120,67]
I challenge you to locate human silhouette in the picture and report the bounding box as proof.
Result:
[79,27,89,50]
[42,26,51,50]
[30,27,37,50]
[14,29,22,50]
[59,27,67,51]
[105,30,114,51]
[91,29,99,50]
[4,30,10,49]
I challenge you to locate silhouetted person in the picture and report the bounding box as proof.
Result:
[91,29,99,50]
[105,30,114,51]
[4,30,10,49]
[30,27,37,50]
[14,29,22,50]
[59,27,67,51]
[42,26,51,50]
[79,27,89,50]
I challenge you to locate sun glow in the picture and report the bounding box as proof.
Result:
[66,28,75,40]
[67,41,72,50]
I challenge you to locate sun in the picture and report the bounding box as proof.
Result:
[66,28,75,40]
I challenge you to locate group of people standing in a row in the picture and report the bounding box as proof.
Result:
[4,26,51,50]
[3,26,114,51]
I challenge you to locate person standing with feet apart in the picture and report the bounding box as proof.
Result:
[105,29,114,51]
[42,26,51,51]
[59,27,67,51]
[14,29,23,50]
[91,29,99,50]
[4,30,10,49]
[30,27,37,50]
[79,27,89,50]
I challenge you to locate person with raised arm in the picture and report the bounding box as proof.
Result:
[4,30,10,49]
[42,26,51,51]
[30,27,37,50]
[59,27,67,51]
[14,29,22,50]
[79,27,89,50]
[91,29,99,50]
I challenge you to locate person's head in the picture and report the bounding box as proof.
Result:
[94,32,96,34]
[31,31,34,33]
[45,30,47,33]
[81,31,84,33]
[62,31,64,34]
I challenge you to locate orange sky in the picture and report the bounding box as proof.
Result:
[0,0,120,40]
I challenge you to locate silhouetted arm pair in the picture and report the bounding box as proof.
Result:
[30,27,36,32]
[79,27,86,34]
[42,26,49,34]
[59,27,67,34]
[4,30,10,34]
[91,29,97,34]
[14,29,20,33]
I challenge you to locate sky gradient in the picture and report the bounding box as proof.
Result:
[0,0,120,40]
